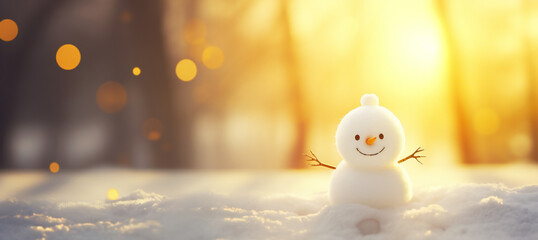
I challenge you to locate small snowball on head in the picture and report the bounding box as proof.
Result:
[361,94,379,106]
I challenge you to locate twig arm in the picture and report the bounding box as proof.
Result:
[397,147,425,165]
[304,150,336,169]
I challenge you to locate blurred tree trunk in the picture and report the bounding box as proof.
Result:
[0,0,189,168]
[0,0,66,168]
[127,0,188,168]
[280,0,307,168]
[522,0,538,163]
[435,0,475,163]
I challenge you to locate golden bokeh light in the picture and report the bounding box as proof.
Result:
[472,108,500,136]
[143,118,163,141]
[96,81,127,114]
[56,44,81,70]
[132,67,141,76]
[202,46,224,69]
[175,59,197,82]
[107,188,119,200]
[49,162,60,173]
[183,19,206,45]
[0,19,18,42]
[120,10,132,24]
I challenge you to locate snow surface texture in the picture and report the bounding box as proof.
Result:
[1,184,537,240]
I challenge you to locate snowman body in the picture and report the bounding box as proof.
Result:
[329,161,411,207]
[328,94,412,208]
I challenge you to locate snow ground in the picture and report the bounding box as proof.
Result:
[1,166,538,239]
[1,184,538,240]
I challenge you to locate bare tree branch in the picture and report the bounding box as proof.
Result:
[398,147,425,165]
[304,150,336,169]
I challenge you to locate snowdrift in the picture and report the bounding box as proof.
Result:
[1,184,537,240]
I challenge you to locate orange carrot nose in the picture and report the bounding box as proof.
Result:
[366,137,376,145]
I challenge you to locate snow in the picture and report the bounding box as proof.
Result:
[1,181,538,240]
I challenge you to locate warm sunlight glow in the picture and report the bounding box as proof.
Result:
[56,44,81,70]
[132,67,141,76]
[400,28,441,67]
[49,162,60,173]
[202,46,224,69]
[0,19,18,41]
[386,23,443,82]
[3,0,533,170]
[96,81,127,114]
[107,188,119,200]
[184,19,206,45]
[472,108,500,136]
[143,118,163,141]
[175,59,197,82]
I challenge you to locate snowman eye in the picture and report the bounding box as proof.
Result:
[355,134,360,141]
[379,133,384,139]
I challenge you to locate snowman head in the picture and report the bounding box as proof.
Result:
[335,94,405,169]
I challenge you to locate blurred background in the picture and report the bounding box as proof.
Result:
[1,0,538,171]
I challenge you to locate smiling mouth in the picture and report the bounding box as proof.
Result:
[356,147,385,156]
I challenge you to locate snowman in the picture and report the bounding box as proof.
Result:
[306,94,424,208]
